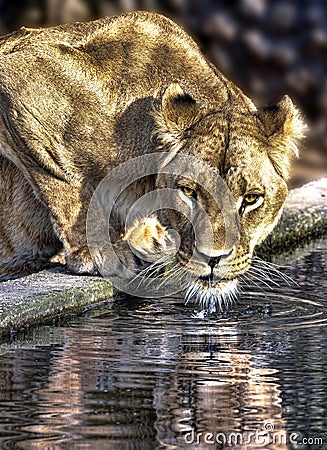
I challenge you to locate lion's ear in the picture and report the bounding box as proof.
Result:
[259,96,306,180]
[160,83,202,133]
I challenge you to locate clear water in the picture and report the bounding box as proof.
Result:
[0,239,326,449]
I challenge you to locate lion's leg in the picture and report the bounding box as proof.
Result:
[0,123,97,275]
[0,156,62,279]
[27,172,98,275]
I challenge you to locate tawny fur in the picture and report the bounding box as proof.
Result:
[0,12,305,295]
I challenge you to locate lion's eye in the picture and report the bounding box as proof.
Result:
[180,186,197,199]
[240,194,263,214]
[244,194,259,205]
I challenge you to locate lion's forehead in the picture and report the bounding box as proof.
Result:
[178,149,279,200]
[189,109,269,169]
[190,145,278,198]
[224,161,281,198]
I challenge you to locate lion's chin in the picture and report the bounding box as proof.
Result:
[185,279,239,313]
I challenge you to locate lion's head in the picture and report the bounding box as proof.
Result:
[92,82,305,309]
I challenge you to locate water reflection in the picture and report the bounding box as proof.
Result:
[0,239,326,449]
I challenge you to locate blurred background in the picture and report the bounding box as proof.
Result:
[0,0,326,188]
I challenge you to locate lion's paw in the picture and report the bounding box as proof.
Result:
[123,217,179,262]
[66,246,99,275]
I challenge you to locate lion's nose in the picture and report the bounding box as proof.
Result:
[195,246,235,264]
[208,256,222,270]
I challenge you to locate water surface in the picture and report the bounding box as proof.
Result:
[0,239,326,449]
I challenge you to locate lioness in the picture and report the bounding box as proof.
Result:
[0,12,304,306]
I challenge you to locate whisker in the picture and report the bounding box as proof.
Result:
[156,264,183,289]
[185,283,198,304]
[185,278,239,313]
[252,255,297,286]
[240,273,269,297]
[163,263,182,279]
[128,254,171,286]
[247,270,279,289]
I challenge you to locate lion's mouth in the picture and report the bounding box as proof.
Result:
[185,277,239,312]
[198,273,228,284]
